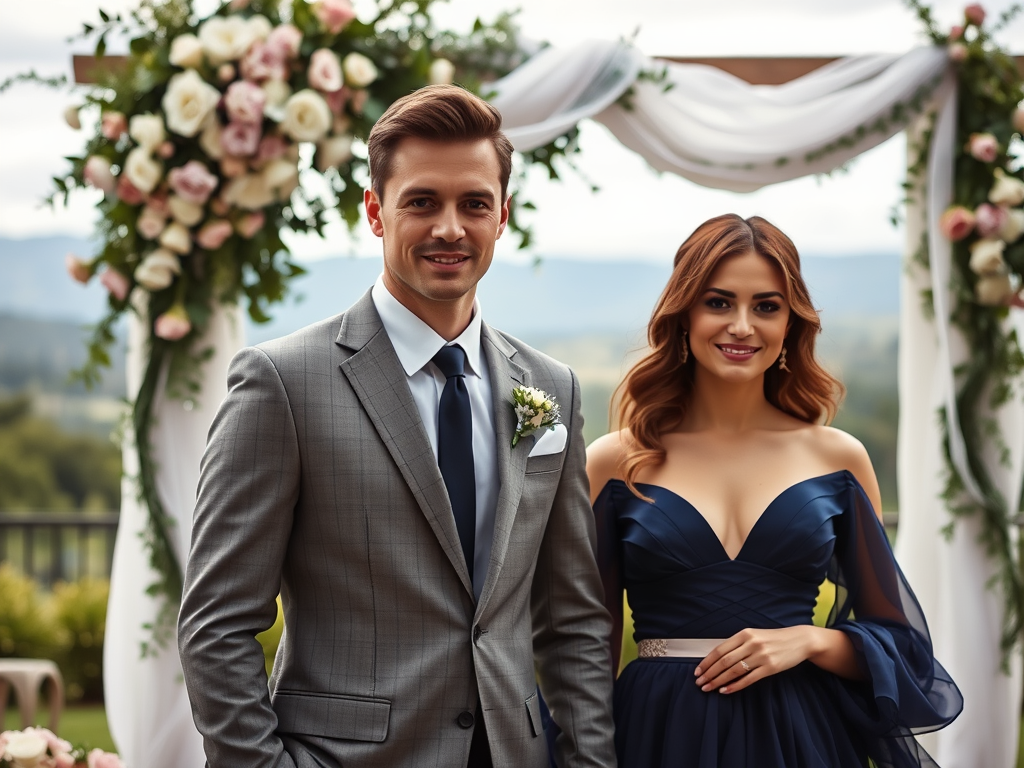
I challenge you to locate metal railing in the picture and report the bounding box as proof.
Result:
[0,512,119,588]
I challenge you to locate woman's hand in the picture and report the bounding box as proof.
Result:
[693,625,858,694]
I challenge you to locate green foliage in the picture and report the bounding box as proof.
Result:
[0,565,62,660]
[51,579,109,702]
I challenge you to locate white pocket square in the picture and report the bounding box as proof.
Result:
[528,423,567,458]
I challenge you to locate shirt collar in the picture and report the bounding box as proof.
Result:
[371,274,485,378]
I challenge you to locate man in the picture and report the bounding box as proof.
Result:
[178,84,616,768]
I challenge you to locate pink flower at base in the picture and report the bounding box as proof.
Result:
[221,122,262,157]
[66,253,93,284]
[84,156,116,194]
[974,202,1009,237]
[314,0,357,34]
[197,219,234,249]
[939,205,976,241]
[236,210,266,238]
[154,304,193,341]
[87,747,125,768]
[964,3,986,26]
[225,80,268,124]
[308,49,343,92]
[168,160,219,205]
[100,111,128,141]
[267,24,303,59]
[967,132,999,162]
[99,268,130,301]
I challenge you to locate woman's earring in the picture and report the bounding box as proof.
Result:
[681,331,689,364]
[778,346,790,372]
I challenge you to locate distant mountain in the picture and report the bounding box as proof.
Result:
[0,236,901,343]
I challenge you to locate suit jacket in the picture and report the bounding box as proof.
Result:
[178,291,616,768]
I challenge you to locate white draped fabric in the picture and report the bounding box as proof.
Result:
[491,40,1024,765]
[104,304,243,768]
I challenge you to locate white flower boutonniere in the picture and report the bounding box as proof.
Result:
[511,385,561,448]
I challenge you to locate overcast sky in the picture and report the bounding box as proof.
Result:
[1,0,1021,263]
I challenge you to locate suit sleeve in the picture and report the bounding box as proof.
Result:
[530,370,617,768]
[178,346,300,768]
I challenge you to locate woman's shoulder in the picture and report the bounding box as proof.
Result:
[586,430,632,500]
[796,425,882,514]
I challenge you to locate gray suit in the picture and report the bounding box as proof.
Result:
[178,291,616,768]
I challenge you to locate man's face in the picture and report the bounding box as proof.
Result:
[365,136,510,321]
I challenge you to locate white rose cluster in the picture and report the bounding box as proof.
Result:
[968,169,1024,305]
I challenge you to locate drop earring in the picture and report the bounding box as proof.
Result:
[681,331,689,364]
[778,345,790,372]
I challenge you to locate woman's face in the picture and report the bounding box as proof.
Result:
[685,249,792,384]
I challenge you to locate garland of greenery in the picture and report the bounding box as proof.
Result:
[905,0,1024,656]
[31,0,586,651]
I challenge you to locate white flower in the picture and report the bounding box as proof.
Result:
[199,120,225,160]
[135,248,181,290]
[262,79,293,122]
[247,15,273,41]
[168,195,205,226]
[198,15,259,65]
[64,104,82,129]
[136,205,167,240]
[224,172,275,209]
[342,52,378,88]
[162,69,221,138]
[989,168,1024,207]
[968,238,1007,275]
[261,158,299,201]
[428,58,455,85]
[159,221,193,254]
[124,147,163,194]
[169,33,205,68]
[129,113,166,151]
[5,731,48,766]
[279,89,332,142]
[975,272,1015,305]
[316,134,353,171]
[999,208,1024,243]
[510,385,561,447]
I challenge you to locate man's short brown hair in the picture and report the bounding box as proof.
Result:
[367,84,514,201]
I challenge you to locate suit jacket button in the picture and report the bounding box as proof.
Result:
[457,710,475,729]
[473,626,483,643]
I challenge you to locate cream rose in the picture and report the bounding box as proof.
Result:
[248,15,273,41]
[343,52,378,88]
[280,89,332,142]
[169,195,205,227]
[999,208,1024,243]
[428,58,456,85]
[64,104,82,130]
[5,731,48,766]
[316,134,353,171]
[199,120,225,160]
[224,172,275,209]
[124,147,163,194]
[968,238,1007,276]
[261,158,299,200]
[169,33,204,68]
[135,248,181,290]
[162,69,221,138]
[262,79,293,122]
[129,113,166,151]
[159,221,193,254]
[198,15,258,64]
[989,168,1024,207]
[975,273,1014,305]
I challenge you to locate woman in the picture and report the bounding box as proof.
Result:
[587,214,961,768]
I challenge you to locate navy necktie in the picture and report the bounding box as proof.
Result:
[433,344,476,582]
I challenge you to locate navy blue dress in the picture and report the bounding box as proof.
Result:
[595,470,962,768]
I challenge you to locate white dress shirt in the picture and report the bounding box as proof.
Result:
[371,275,498,600]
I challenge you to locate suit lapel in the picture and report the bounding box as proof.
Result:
[336,292,473,595]
[476,324,530,613]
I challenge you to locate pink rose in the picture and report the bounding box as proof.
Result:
[147,189,170,215]
[964,3,986,26]
[137,205,167,240]
[26,728,72,757]
[84,156,116,194]
[225,80,267,124]
[350,88,368,115]
[240,42,287,82]
[158,140,176,159]
[325,87,350,115]
[154,305,192,341]
[87,748,125,768]
[974,202,1008,237]
[255,134,288,163]
[236,210,265,238]
[101,111,128,141]
[221,121,262,157]
[939,205,976,241]
[55,752,76,768]
[220,155,248,178]
[266,24,303,60]
[308,49,343,92]
[197,219,234,249]
[99,268,130,301]
[967,132,999,162]
[949,24,964,40]
[66,253,93,283]
[314,0,356,34]
[168,160,219,205]
[218,63,237,83]
[116,176,146,205]
[949,42,968,62]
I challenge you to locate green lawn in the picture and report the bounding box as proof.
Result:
[3,704,115,753]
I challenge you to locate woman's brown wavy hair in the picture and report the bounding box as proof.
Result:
[615,214,844,496]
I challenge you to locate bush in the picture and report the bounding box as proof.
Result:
[51,578,109,702]
[0,564,62,659]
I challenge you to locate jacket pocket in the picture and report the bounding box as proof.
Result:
[525,691,543,738]
[274,689,391,742]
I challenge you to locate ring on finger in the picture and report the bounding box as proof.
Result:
[739,659,751,672]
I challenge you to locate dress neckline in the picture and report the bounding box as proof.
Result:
[605,470,851,562]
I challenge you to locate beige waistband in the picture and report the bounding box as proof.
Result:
[636,638,726,659]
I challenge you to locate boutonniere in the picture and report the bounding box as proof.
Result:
[511,385,561,448]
